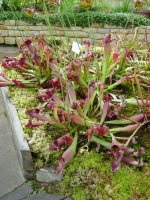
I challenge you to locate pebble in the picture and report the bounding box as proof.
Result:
[36,166,63,183]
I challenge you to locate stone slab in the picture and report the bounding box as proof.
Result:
[82,27,97,33]
[15,21,30,26]
[4,37,16,45]
[0,25,7,30]
[0,21,4,25]
[0,37,4,44]
[0,89,25,198]
[27,25,48,31]
[0,30,8,36]
[0,46,19,63]
[24,193,66,200]
[0,183,33,200]
[0,46,19,54]
[5,20,16,26]
[1,87,34,177]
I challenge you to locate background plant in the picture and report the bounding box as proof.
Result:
[0,11,150,27]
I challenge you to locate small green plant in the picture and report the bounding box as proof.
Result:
[1,0,9,10]
[112,0,134,13]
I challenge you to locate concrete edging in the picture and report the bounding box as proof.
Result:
[1,87,34,178]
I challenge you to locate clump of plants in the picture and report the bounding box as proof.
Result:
[0,31,150,176]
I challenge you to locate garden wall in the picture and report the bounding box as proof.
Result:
[0,20,150,45]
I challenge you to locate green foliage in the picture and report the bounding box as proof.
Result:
[93,0,134,13]
[1,0,38,11]
[0,11,45,25]
[1,0,24,11]
[8,0,22,11]
[60,0,78,14]
[1,0,9,11]
[0,11,150,27]
[112,0,134,13]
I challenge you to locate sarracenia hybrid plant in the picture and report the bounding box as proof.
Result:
[79,0,94,10]
[1,33,150,173]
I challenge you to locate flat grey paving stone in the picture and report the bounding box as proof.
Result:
[0,46,19,53]
[0,89,25,198]
[0,183,33,200]
[0,46,19,62]
[24,193,66,200]
[64,198,74,200]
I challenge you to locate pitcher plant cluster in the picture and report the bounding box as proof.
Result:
[0,30,150,173]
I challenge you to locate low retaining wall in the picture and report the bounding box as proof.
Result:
[0,20,150,45]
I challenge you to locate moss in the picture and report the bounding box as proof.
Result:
[111,167,150,200]
[112,170,135,198]
[72,187,87,200]
[121,104,139,117]
[8,86,39,134]
[143,149,150,162]
[8,87,38,109]
[59,150,111,199]
[27,156,150,199]
[46,149,149,200]
[49,150,62,165]
[27,179,45,194]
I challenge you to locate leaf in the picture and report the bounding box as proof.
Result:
[105,119,133,125]
[53,104,60,123]
[39,76,48,84]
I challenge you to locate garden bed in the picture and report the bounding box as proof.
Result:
[0,26,150,199]
[3,85,150,199]
[2,83,150,199]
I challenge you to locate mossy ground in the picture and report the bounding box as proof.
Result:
[46,150,150,200]
[27,150,150,200]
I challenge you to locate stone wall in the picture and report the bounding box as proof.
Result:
[0,20,150,46]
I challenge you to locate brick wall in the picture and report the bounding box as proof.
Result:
[0,20,149,45]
